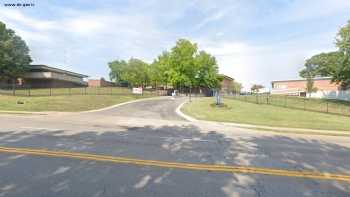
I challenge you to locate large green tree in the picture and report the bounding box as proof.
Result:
[300,20,350,88]
[149,51,170,89]
[299,51,342,78]
[194,50,220,89]
[0,21,32,83]
[107,38,234,92]
[167,39,221,91]
[126,58,150,87]
[168,39,198,89]
[109,58,149,87]
[335,20,350,88]
[109,59,128,85]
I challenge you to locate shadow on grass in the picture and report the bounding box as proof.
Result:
[0,125,349,196]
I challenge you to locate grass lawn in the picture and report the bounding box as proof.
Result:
[0,94,154,112]
[182,97,350,131]
[230,95,350,116]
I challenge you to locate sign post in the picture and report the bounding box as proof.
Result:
[215,89,221,105]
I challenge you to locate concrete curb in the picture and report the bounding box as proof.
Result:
[216,122,350,137]
[0,111,49,115]
[175,101,198,122]
[176,100,350,137]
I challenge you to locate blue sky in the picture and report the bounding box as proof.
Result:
[1,0,350,89]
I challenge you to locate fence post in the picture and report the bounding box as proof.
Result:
[28,87,31,97]
[266,95,269,104]
[285,95,287,107]
[256,94,258,104]
[303,98,306,110]
[326,101,329,113]
[84,87,87,95]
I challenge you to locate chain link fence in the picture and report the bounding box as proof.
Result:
[0,85,161,97]
[225,94,350,116]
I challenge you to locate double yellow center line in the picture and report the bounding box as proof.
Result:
[0,146,349,182]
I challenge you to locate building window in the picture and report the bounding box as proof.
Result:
[274,84,287,89]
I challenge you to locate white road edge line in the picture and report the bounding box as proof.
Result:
[175,101,197,122]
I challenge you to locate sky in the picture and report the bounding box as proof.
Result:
[0,0,350,90]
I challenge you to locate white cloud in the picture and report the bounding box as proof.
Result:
[195,9,229,30]
[0,0,347,85]
[0,7,167,79]
[278,0,350,23]
[197,32,337,89]
[0,7,56,31]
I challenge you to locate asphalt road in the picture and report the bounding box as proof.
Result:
[0,96,350,197]
[92,97,186,120]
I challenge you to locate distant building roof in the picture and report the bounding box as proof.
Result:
[220,74,234,81]
[29,65,88,78]
[271,77,332,84]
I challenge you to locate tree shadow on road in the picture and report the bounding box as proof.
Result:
[0,125,349,197]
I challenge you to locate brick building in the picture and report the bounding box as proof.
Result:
[220,75,234,94]
[88,78,115,87]
[1,65,88,88]
[271,77,340,96]
[271,77,350,101]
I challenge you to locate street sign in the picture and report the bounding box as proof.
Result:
[132,87,143,94]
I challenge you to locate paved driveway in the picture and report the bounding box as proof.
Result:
[92,96,186,120]
[0,96,349,197]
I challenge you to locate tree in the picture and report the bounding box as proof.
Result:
[300,60,319,97]
[306,77,318,97]
[229,81,242,94]
[168,39,198,90]
[194,50,220,89]
[126,58,150,87]
[0,21,32,83]
[108,58,150,88]
[335,20,350,88]
[299,20,350,89]
[149,51,170,89]
[251,84,264,93]
[107,38,225,93]
[299,51,342,78]
[109,59,128,85]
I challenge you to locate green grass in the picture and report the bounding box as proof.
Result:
[0,94,154,112]
[182,97,350,131]
[229,95,350,116]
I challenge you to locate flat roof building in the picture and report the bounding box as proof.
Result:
[220,75,234,94]
[271,77,340,96]
[1,65,89,88]
[88,78,115,87]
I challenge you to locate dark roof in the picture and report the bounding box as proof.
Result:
[220,74,234,81]
[271,77,332,83]
[29,65,88,78]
